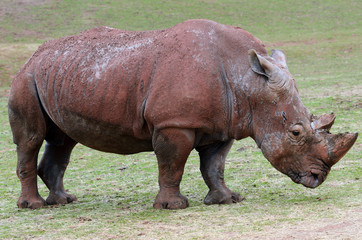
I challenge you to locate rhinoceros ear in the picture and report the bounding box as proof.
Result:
[248,49,276,78]
[271,49,288,69]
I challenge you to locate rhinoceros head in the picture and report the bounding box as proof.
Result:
[247,49,358,188]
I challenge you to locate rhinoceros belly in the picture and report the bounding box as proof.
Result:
[48,106,154,154]
[71,117,153,154]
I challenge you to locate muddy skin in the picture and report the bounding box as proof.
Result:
[8,19,358,209]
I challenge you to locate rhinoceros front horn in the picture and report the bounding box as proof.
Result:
[326,132,358,167]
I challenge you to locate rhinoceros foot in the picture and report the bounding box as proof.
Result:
[46,191,77,206]
[204,189,245,205]
[17,194,46,209]
[153,190,189,209]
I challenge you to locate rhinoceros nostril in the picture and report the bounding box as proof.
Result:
[311,173,319,188]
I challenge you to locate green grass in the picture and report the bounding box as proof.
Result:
[1,0,361,43]
[0,0,361,239]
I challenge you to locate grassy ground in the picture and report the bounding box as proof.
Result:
[0,0,361,239]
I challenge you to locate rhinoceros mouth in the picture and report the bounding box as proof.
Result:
[287,170,327,188]
[286,157,330,188]
[299,173,320,188]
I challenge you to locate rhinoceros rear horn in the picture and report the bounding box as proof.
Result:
[311,113,336,131]
[248,49,276,78]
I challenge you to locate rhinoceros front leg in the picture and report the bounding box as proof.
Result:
[152,128,194,209]
[37,134,77,206]
[197,140,244,205]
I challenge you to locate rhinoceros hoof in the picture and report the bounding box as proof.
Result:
[46,192,77,205]
[204,190,245,205]
[153,193,189,209]
[17,196,46,209]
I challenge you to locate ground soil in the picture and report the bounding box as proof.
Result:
[130,206,361,239]
[240,207,362,240]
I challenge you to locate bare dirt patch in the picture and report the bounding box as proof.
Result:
[0,0,51,20]
[241,207,361,240]
[265,38,325,48]
[129,206,361,239]
[335,87,362,98]
[0,0,52,41]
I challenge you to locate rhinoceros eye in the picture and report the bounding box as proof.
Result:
[289,124,304,141]
[292,131,300,136]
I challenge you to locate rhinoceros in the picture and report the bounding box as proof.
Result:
[8,19,357,209]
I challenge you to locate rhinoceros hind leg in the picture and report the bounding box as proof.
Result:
[15,150,47,209]
[38,129,77,206]
[197,140,245,205]
[17,194,46,209]
[8,74,47,209]
[152,128,194,209]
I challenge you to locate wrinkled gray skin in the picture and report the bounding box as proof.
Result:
[8,20,358,209]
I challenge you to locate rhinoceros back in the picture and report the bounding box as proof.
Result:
[22,20,267,152]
